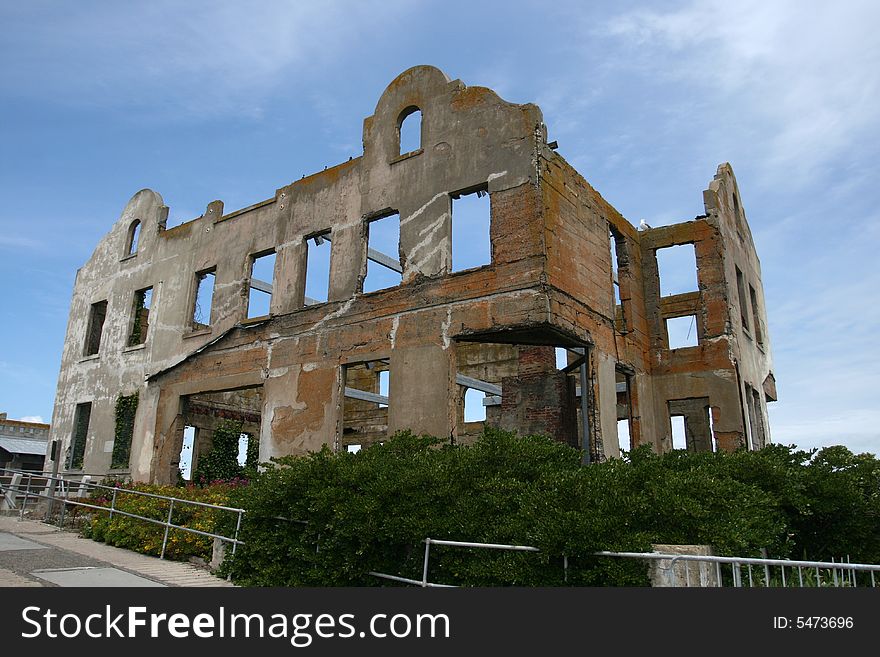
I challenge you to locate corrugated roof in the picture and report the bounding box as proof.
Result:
[0,437,48,456]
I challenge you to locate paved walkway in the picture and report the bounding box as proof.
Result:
[0,515,235,587]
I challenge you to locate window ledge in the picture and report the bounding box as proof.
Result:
[119,253,138,263]
[79,354,100,363]
[742,327,753,341]
[183,327,212,340]
[241,314,271,325]
[390,148,423,165]
[123,343,146,353]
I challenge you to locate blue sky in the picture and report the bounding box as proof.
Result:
[1,1,878,455]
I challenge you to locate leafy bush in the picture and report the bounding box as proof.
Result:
[192,419,258,485]
[82,481,243,561]
[219,429,878,586]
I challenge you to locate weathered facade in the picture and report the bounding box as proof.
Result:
[46,66,776,483]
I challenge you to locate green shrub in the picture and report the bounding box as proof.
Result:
[82,481,241,561]
[220,430,857,586]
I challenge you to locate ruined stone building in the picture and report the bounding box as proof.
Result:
[46,66,776,484]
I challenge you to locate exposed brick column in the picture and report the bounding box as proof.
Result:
[500,346,577,445]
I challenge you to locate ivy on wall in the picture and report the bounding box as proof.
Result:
[111,392,139,469]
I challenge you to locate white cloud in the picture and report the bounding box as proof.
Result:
[0,235,43,250]
[601,0,880,186]
[0,1,413,119]
[17,416,45,424]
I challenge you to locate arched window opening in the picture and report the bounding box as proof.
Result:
[126,220,141,256]
[398,107,421,155]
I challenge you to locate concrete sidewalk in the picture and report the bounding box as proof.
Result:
[0,515,235,587]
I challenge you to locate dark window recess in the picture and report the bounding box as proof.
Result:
[304,232,332,305]
[735,266,750,332]
[128,287,153,346]
[656,243,698,297]
[363,213,402,293]
[192,269,216,329]
[111,392,138,469]
[398,107,421,154]
[451,186,491,272]
[749,284,763,345]
[247,252,276,318]
[68,402,91,470]
[126,220,141,256]
[84,300,108,356]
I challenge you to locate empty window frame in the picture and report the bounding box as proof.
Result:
[451,185,491,272]
[247,251,276,319]
[398,106,422,155]
[749,284,763,346]
[666,315,699,349]
[342,360,390,451]
[668,398,714,453]
[83,300,108,356]
[179,425,197,481]
[609,227,628,330]
[656,243,698,297]
[236,432,256,467]
[68,402,91,470]
[463,388,487,422]
[127,286,153,346]
[670,415,687,450]
[304,231,332,305]
[363,213,403,293]
[125,220,141,256]
[735,266,750,333]
[616,369,633,453]
[111,392,138,469]
[191,268,216,329]
[346,444,362,454]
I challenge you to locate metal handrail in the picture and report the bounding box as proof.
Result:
[0,468,246,561]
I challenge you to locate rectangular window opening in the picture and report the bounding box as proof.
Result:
[237,433,251,467]
[179,425,197,481]
[670,415,687,450]
[128,287,153,346]
[342,360,390,451]
[555,347,569,370]
[609,228,628,331]
[735,266,750,333]
[666,315,699,349]
[656,243,698,297]
[451,186,491,272]
[463,388,487,422]
[749,284,763,345]
[248,252,276,318]
[68,402,91,470]
[617,419,631,452]
[346,444,362,454]
[192,269,216,329]
[304,231,332,305]
[616,369,633,454]
[84,300,107,356]
[363,213,402,293]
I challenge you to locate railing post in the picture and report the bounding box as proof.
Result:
[423,539,432,587]
[160,499,174,559]
[109,488,118,520]
[20,473,33,520]
[232,510,243,558]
